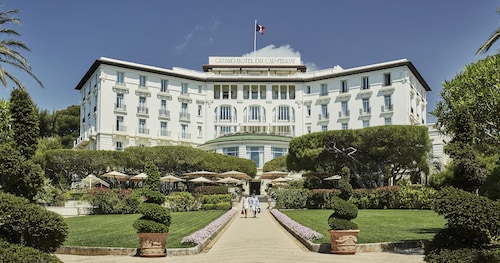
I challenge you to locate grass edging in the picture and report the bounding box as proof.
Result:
[55,208,238,257]
[269,209,427,254]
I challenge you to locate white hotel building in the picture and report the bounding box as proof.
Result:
[74,56,432,174]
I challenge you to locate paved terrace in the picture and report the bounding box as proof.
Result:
[56,200,424,263]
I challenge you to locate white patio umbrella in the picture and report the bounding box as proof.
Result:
[81,174,110,189]
[189,176,213,183]
[216,177,241,184]
[101,170,130,181]
[218,170,252,180]
[323,175,342,181]
[261,171,289,179]
[130,172,148,181]
[160,174,185,183]
[183,171,218,178]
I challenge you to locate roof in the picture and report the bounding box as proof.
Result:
[75,57,430,91]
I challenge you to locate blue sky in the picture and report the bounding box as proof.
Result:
[0,0,499,122]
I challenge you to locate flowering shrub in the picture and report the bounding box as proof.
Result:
[270,209,323,241]
[181,208,237,245]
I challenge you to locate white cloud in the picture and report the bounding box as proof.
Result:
[242,44,319,71]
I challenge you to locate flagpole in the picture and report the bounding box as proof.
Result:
[253,19,257,57]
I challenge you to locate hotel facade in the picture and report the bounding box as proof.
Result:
[74,56,433,175]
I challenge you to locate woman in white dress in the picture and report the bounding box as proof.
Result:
[242,194,250,218]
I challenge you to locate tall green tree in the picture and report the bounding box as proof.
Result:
[0,8,43,89]
[53,105,80,148]
[0,99,11,143]
[477,7,500,54]
[10,87,39,159]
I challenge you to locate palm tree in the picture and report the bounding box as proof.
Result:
[476,7,500,55]
[0,8,43,88]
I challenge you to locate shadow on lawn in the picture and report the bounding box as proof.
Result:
[411,227,442,235]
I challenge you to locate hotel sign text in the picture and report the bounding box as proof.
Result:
[209,56,301,66]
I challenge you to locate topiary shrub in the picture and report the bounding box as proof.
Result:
[133,162,171,233]
[0,240,62,263]
[0,192,68,253]
[328,168,358,230]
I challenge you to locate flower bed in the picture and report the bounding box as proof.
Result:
[181,208,237,245]
[270,209,323,241]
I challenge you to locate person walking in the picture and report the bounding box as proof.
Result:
[249,193,260,218]
[242,194,250,218]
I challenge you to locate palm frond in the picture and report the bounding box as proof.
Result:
[476,28,500,55]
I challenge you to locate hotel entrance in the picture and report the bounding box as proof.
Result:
[249,180,261,195]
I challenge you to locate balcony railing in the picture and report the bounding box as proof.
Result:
[179,112,190,120]
[359,107,371,115]
[159,130,171,137]
[318,113,329,120]
[159,109,170,118]
[338,110,350,118]
[115,125,128,132]
[137,106,149,114]
[180,133,191,139]
[114,103,127,112]
[138,128,149,135]
[381,104,393,112]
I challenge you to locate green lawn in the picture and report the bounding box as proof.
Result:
[281,209,446,244]
[64,210,225,248]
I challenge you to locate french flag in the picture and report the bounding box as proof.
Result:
[256,23,264,35]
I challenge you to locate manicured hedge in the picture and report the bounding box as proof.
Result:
[0,240,62,263]
[165,192,198,212]
[0,192,68,253]
[84,188,141,214]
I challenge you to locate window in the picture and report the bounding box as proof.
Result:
[138,119,147,134]
[271,147,287,159]
[181,103,188,118]
[385,117,392,125]
[223,147,239,157]
[342,123,348,130]
[116,93,124,110]
[272,86,279,99]
[116,116,124,131]
[197,126,202,137]
[181,83,188,94]
[305,86,311,94]
[181,124,189,139]
[243,85,250,99]
[277,106,290,121]
[362,98,370,113]
[160,99,167,115]
[116,142,123,151]
[362,120,370,128]
[321,125,328,131]
[138,96,147,114]
[260,85,266,99]
[198,105,202,116]
[249,106,260,121]
[321,104,329,119]
[117,72,124,84]
[320,84,328,96]
[383,73,391,86]
[362,76,369,90]
[251,85,258,99]
[307,126,311,134]
[341,101,349,117]
[223,85,230,99]
[384,95,392,111]
[341,80,348,93]
[160,121,168,136]
[289,86,295,99]
[246,146,264,168]
[198,85,202,93]
[161,79,168,92]
[280,85,287,99]
[139,75,146,87]
[219,126,232,135]
[219,105,231,120]
[306,105,311,117]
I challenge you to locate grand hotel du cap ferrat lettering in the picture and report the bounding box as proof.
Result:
[209,56,301,66]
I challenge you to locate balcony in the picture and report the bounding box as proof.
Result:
[114,125,128,134]
[137,106,149,117]
[272,116,294,123]
[179,112,190,120]
[318,113,329,120]
[137,128,149,135]
[114,103,127,113]
[158,109,170,119]
[112,82,128,92]
[359,107,371,116]
[381,104,394,113]
[180,133,191,140]
[338,110,350,119]
[243,116,264,122]
[159,130,171,137]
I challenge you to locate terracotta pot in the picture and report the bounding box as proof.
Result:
[137,232,168,257]
[328,229,360,254]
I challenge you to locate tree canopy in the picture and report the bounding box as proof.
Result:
[287,125,430,188]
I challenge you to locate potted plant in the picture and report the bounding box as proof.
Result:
[327,167,359,254]
[133,161,171,257]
